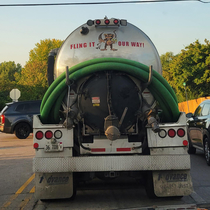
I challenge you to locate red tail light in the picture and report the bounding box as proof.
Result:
[1,115,5,124]
[104,19,110,25]
[113,19,119,24]
[177,128,185,137]
[95,19,101,25]
[45,130,53,139]
[168,129,176,138]
[35,131,43,140]
[33,143,39,149]
[183,140,188,146]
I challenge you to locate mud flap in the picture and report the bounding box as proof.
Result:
[153,170,193,197]
[35,172,73,200]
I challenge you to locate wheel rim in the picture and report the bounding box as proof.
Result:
[18,125,29,137]
[204,140,210,162]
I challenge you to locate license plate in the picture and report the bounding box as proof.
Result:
[45,143,63,152]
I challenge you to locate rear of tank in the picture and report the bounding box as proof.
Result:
[54,18,162,78]
[52,18,162,146]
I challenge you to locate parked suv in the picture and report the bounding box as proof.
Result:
[187,100,210,166]
[0,100,41,139]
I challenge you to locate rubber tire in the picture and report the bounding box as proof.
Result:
[68,186,77,201]
[204,137,210,166]
[188,137,196,154]
[144,172,157,199]
[14,122,31,139]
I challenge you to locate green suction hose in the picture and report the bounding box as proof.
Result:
[40,58,180,124]
[40,58,177,112]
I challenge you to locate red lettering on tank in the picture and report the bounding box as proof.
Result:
[118,41,129,47]
[70,43,87,49]
[70,41,144,49]
[131,42,136,47]
[131,42,144,47]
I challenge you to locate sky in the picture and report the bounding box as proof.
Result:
[0,0,210,67]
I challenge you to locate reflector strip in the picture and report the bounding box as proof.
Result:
[91,148,105,152]
[117,148,131,152]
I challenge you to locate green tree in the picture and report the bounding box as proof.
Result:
[161,40,210,102]
[0,61,21,82]
[15,39,63,101]
[0,61,22,110]
[160,52,175,83]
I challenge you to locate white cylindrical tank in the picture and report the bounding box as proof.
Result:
[54,18,162,79]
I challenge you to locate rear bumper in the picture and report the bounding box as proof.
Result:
[33,154,191,173]
[0,125,12,133]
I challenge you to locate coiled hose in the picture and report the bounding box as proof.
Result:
[40,57,180,124]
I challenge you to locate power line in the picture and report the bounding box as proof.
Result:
[0,0,209,7]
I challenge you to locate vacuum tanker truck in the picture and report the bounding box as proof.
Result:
[33,17,193,200]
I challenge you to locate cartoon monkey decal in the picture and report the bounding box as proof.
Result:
[96,30,117,51]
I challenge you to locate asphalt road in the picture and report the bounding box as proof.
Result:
[0,132,37,210]
[1,132,210,210]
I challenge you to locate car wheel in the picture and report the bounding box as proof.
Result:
[14,123,31,139]
[204,137,210,166]
[188,138,196,154]
[144,171,157,199]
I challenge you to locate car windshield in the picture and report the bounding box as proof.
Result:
[201,103,210,116]
[194,104,204,117]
